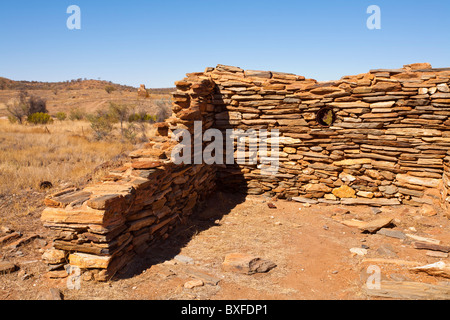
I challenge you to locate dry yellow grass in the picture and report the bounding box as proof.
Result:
[0,119,143,195]
[0,88,173,117]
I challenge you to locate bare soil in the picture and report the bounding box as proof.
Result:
[1,191,450,300]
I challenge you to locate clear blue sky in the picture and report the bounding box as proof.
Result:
[0,0,449,88]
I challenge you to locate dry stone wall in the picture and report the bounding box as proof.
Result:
[41,76,217,281]
[206,63,450,209]
[41,63,450,280]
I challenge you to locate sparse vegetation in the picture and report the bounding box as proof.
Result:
[26,95,48,115]
[154,98,172,122]
[128,111,157,123]
[6,91,48,124]
[69,108,86,121]
[87,103,158,142]
[6,92,29,124]
[105,85,116,94]
[55,112,67,121]
[27,112,53,125]
[109,102,131,137]
[0,119,135,195]
[87,109,116,141]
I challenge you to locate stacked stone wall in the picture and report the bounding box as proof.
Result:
[41,63,450,279]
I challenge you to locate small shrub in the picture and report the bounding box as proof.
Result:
[154,98,172,122]
[56,112,67,121]
[109,102,130,136]
[105,86,116,94]
[122,123,138,143]
[69,108,85,121]
[87,110,115,140]
[128,112,157,123]
[28,112,53,125]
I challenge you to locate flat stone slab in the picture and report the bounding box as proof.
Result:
[361,217,394,233]
[0,261,17,274]
[340,198,401,206]
[292,197,318,204]
[377,228,407,239]
[222,253,276,275]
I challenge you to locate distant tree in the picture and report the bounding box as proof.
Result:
[27,95,47,116]
[6,99,27,124]
[6,91,29,124]
[105,85,116,94]
[108,102,130,137]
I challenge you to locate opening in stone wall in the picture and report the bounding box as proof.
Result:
[316,106,336,127]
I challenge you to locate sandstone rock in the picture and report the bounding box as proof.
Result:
[339,172,356,183]
[340,198,400,206]
[244,70,272,78]
[138,84,149,98]
[396,174,441,188]
[376,244,398,258]
[350,248,367,256]
[382,185,398,195]
[437,83,450,93]
[184,279,204,289]
[324,194,337,200]
[304,183,332,193]
[4,234,40,250]
[174,255,194,265]
[419,204,438,217]
[41,207,110,226]
[38,288,64,300]
[334,159,372,166]
[426,251,449,258]
[46,270,69,279]
[377,228,406,239]
[44,189,92,208]
[357,191,374,199]
[332,185,356,199]
[403,63,432,70]
[360,217,394,233]
[69,253,111,269]
[292,197,318,204]
[184,268,221,286]
[0,232,21,245]
[42,249,66,264]
[0,261,17,274]
[310,87,343,95]
[222,253,276,275]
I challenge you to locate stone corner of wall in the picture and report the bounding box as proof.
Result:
[40,62,450,281]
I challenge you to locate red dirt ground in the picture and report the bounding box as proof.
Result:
[1,191,450,300]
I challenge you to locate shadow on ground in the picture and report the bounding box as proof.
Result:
[114,190,247,280]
